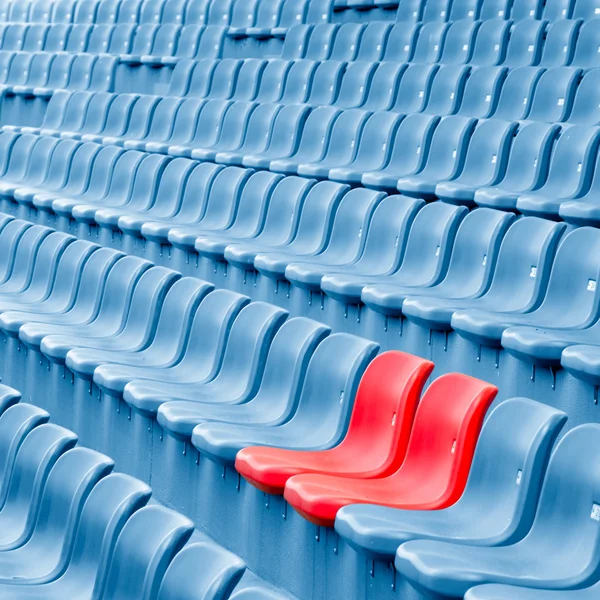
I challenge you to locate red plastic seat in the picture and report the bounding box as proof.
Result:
[236,351,435,495]
[283,373,498,527]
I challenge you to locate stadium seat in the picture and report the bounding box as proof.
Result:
[190,333,378,464]
[157,316,330,439]
[234,351,434,494]
[335,398,566,559]
[402,217,565,331]
[282,373,496,527]
[395,423,600,598]
[452,227,600,347]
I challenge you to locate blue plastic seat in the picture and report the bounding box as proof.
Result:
[449,0,483,19]
[328,112,403,184]
[0,422,77,549]
[184,0,210,24]
[161,0,186,23]
[254,187,385,285]
[361,208,512,317]
[321,201,466,306]
[411,21,449,63]
[101,505,194,600]
[92,289,248,400]
[22,24,49,52]
[63,24,92,53]
[66,276,213,381]
[0,446,113,583]
[336,398,566,560]
[361,62,407,111]
[304,23,340,60]
[244,0,285,38]
[332,61,377,109]
[452,226,600,347]
[117,0,144,23]
[73,0,100,24]
[272,0,310,37]
[382,22,420,62]
[361,113,440,190]
[516,125,600,218]
[285,195,423,294]
[543,0,574,17]
[2,26,27,51]
[395,423,600,598]
[491,67,542,120]
[141,0,167,23]
[0,472,151,599]
[470,19,511,66]
[121,301,287,416]
[156,542,246,600]
[525,67,582,123]
[157,317,329,439]
[421,65,469,115]
[504,18,546,67]
[421,0,452,20]
[539,19,581,67]
[395,0,425,21]
[436,119,519,205]
[354,21,392,60]
[439,20,480,64]
[396,116,477,200]
[558,140,600,225]
[475,122,560,210]
[572,0,600,19]
[456,66,507,118]
[391,63,439,113]
[402,216,565,331]
[571,18,600,68]
[191,333,378,465]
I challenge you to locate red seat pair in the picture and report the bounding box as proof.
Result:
[236,351,497,528]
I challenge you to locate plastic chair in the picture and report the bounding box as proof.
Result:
[236,351,434,495]
[191,333,379,465]
[284,373,497,527]
[336,398,566,560]
[395,423,600,598]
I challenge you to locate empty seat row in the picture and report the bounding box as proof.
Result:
[390,0,600,22]
[282,18,600,68]
[0,0,334,30]
[0,22,227,59]
[0,388,249,599]
[3,162,600,383]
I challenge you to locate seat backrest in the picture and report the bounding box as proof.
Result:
[356,21,392,61]
[438,206,515,292]
[248,176,316,248]
[286,333,380,444]
[423,65,470,116]
[197,166,253,229]
[439,20,480,65]
[184,0,210,24]
[0,403,49,508]
[396,374,497,507]
[503,18,546,67]
[392,63,439,114]
[392,202,468,286]
[117,0,143,23]
[157,542,246,600]
[340,351,434,475]
[533,227,600,325]
[140,0,166,24]
[469,18,511,66]
[363,62,407,111]
[101,505,195,600]
[411,21,448,63]
[74,0,100,24]
[568,69,600,125]
[284,180,348,255]
[523,423,600,558]
[493,66,543,121]
[572,18,600,68]
[458,66,507,119]
[477,217,566,312]
[539,19,581,67]
[525,67,582,123]
[161,0,187,23]
[0,422,76,537]
[449,398,567,544]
